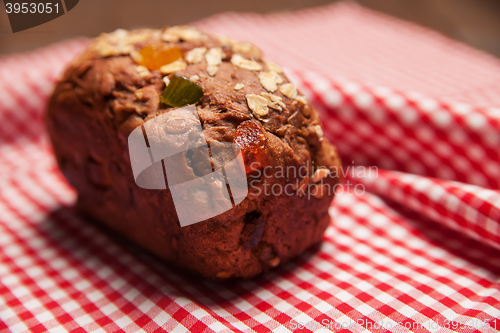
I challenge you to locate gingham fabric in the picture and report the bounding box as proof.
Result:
[1,2,500,332]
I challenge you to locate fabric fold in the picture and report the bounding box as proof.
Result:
[347,168,500,250]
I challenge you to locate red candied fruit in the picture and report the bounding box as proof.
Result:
[233,120,267,174]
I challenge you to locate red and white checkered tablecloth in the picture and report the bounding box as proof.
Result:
[1,2,500,332]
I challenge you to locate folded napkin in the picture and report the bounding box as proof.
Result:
[0,2,499,332]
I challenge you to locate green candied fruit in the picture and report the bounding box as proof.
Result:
[160,74,204,107]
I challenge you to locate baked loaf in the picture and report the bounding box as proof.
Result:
[46,26,341,280]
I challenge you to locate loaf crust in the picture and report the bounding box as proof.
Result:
[46,27,341,280]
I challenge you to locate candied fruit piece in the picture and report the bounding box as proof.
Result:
[233,120,267,174]
[137,44,183,71]
[160,74,204,107]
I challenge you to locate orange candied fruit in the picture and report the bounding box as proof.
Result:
[136,44,183,71]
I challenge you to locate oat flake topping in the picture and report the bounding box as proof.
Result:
[160,59,187,74]
[265,61,283,73]
[258,71,284,92]
[162,26,205,42]
[185,47,207,64]
[231,54,262,71]
[280,83,298,99]
[136,65,150,77]
[260,92,285,111]
[246,94,269,117]
[206,47,223,76]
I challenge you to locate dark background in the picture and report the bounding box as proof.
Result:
[1,0,500,58]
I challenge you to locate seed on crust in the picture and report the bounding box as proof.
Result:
[217,35,262,57]
[163,76,170,86]
[288,111,298,121]
[258,71,283,92]
[232,41,259,55]
[280,83,298,99]
[206,65,217,76]
[314,125,324,138]
[246,94,269,117]
[159,59,186,74]
[130,51,143,63]
[311,168,330,183]
[296,95,307,105]
[296,95,310,116]
[136,65,150,77]
[206,47,222,66]
[234,83,245,90]
[134,90,144,100]
[231,54,262,71]
[189,75,200,82]
[185,47,206,64]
